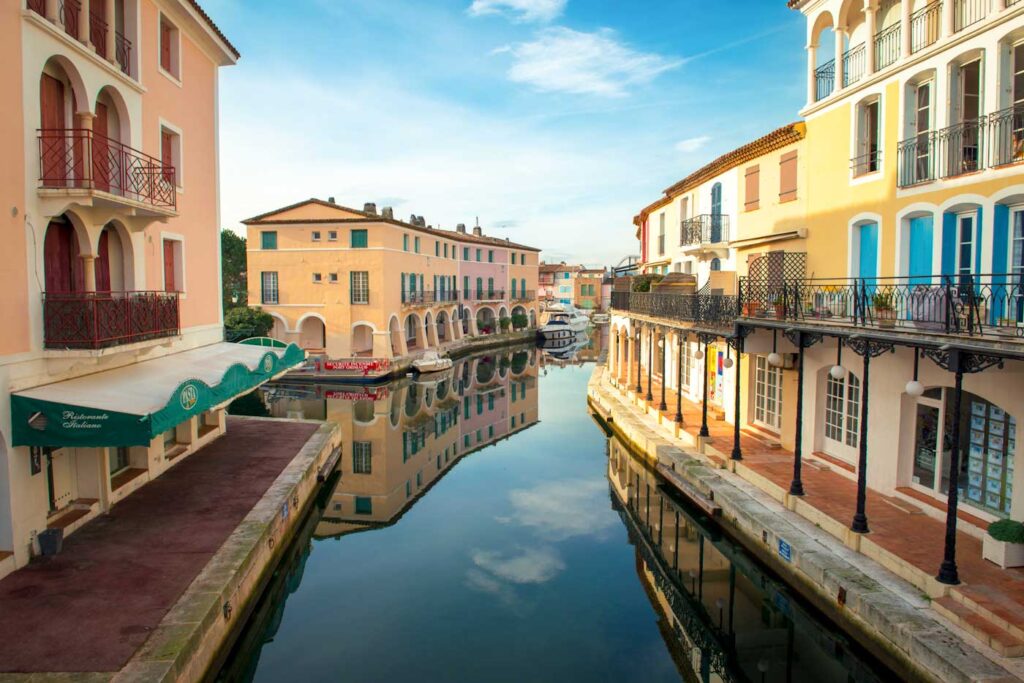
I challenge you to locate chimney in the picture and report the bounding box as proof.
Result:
[381,207,394,219]
[328,196,335,204]
[472,226,482,236]
[417,216,426,227]
[456,223,466,233]
[409,214,417,225]
[363,202,377,215]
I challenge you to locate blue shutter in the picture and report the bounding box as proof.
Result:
[908,216,933,284]
[975,206,984,278]
[992,204,1010,323]
[941,212,957,277]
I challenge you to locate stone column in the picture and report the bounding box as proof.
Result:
[46,0,59,24]
[865,3,877,75]
[74,111,94,188]
[80,254,97,292]
[901,0,912,57]
[834,26,847,92]
[372,331,391,358]
[806,43,818,105]
[104,0,116,65]
[942,0,955,37]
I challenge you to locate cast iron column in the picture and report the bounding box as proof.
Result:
[790,331,807,496]
[731,336,744,461]
[937,355,965,585]
[851,348,873,534]
[646,329,654,402]
[659,330,668,411]
[675,333,684,424]
[699,338,710,438]
[635,326,643,395]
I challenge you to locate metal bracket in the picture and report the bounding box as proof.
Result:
[783,329,823,349]
[846,337,895,359]
[922,347,1004,374]
[696,332,719,346]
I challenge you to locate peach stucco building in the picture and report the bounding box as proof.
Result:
[244,199,542,361]
[0,1,302,575]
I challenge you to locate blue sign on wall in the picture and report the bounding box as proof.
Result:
[778,538,792,563]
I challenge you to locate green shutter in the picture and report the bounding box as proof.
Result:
[351,229,368,248]
[261,231,277,249]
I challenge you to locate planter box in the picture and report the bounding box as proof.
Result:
[982,534,1024,569]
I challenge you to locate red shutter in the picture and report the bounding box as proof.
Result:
[44,221,83,293]
[93,102,110,193]
[96,229,111,292]
[160,21,172,72]
[40,75,65,184]
[163,240,176,292]
[161,130,174,183]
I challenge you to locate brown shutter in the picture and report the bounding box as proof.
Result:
[744,165,760,211]
[163,240,176,291]
[779,151,798,202]
[160,20,172,72]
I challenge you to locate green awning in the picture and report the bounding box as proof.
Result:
[12,342,305,448]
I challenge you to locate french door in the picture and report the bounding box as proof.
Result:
[753,356,782,432]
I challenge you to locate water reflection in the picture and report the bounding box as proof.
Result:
[608,436,888,683]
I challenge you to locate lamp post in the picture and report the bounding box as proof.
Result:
[659,332,668,411]
[731,334,744,461]
[675,333,684,424]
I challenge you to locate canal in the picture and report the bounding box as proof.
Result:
[215,344,896,682]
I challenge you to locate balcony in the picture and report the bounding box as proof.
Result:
[401,290,461,307]
[989,104,1024,168]
[610,291,736,328]
[680,215,729,253]
[938,118,985,178]
[737,273,1024,342]
[910,3,941,54]
[511,290,536,302]
[462,289,506,303]
[897,133,937,187]
[815,60,835,102]
[43,290,180,350]
[953,0,987,33]
[842,43,866,88]
[851,149,881,177]
[874,23,900,71]
[38,129,176,213]
[27,0,132,76]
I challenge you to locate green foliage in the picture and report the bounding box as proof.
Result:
[511,312,529,330]
[872,291,894,310]
[988,519,1024,544]
[225,306,274,341]
[221,230,248,311]
[631,274,663,292]
[499,316,512,331]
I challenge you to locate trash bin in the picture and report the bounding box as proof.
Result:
[37,528,63,556]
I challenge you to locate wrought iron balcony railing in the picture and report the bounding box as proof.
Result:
[463,289,507,302]
[511,290,537,302]
[851,149,881,177]
[610,291,737,328]
[874,22,901,71]
[897,133,937,187]
[737,273,1024,340]
[43,290,180,349]
[910,3,941,54]
[953,0,987,32]
[989,103,1024,168]
[842,43,866,88]
[115,30,131,75]
[38,129,176,211]
[89,10,107,59]
[681,214,729,246]
[401,290,462,306]
[59,0,80,40]
[938,118,985,178]
[815,59,835,102]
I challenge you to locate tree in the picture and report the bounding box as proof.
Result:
[224,306,274,342]
[221,229,247,311]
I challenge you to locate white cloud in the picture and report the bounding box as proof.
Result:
[500,27,681,98]
[468,0,566,23]
[471,546,565,584]
[502,479,616,541]
[675,136,711,154]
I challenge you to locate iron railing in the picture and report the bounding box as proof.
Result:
[38,129,176,210]
[842,43,866,87]
[815,59,835,101]
[989,103,1024,168]
[59,0,80,40]
[89,10,107,59]
[511,290,536,302]
[736,274,1024,339]
[897,133,937,187]
[401,290,462,306]
[115,30,131,75]
[462,289,507,303]
[851,149,881,177]
[874,23,901,71]
[43,290,180,349]
[610,291,737,327]
[910,3,941,53]
[953,0,987,32]
[938,118,985,178]
[681,214,729,245]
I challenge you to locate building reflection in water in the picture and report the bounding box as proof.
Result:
[259,346,541,538]
[607,436,888,683]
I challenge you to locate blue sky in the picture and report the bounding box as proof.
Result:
[207,0,806,266]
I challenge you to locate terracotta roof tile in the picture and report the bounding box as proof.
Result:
[187,0,239,59]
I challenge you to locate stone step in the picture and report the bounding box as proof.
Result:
[933,596,1024,657]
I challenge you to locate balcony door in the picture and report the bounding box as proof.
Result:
[908,216,933,284]
[40,74,67,185]
[710,183,723,243]
[957,212,976,292]
[913,81,933,181]
[856,222,878,281]
[1012,208,1024,321]
[43,219,84,293]
[753,356,781,432]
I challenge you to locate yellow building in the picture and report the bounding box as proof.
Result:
[244,199,541,361]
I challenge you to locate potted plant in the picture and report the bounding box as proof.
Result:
[872,291,896,328]
[983,519,1024,569]
[771,297,786,320]
[499,316,512,332]
[742,301,762,317]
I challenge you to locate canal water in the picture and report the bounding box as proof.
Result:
[216,344,896,682]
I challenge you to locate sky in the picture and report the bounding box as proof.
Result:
[206,0,807,267]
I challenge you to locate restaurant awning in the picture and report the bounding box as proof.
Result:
[11,342,305,448]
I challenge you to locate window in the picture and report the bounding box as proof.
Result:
[109,447,130,476]
[352,442,372,474]
[658,213,665,255]
[329,272,338,283]
[487,277,494,297]
[355,497,373,515]
[261,272,278,304]
[779,150,798,202]
[328,230,337,241]
[351,229,368,248]
[710,258,721,271]
[476,277,483,298]
[463,247,470,260]
[680,341,692,389]
[414,236,420,253]
[463,276,470,298]
[476,248,482,261]
[744,165,760,210]
[162,238,182,292]
[351,271,369,304]
[854,99,881,176]
[160,126,181,185]
[512,253,517,265]
[957,213,976,289]
[824,372,861,456]
[403,234,409,251]
[909,81,934,183]
[488,250,494,263]
[261,231,277,250]
[312,231,321,241]
[312,272,322,284]
[444,244,449,258]
[753,356,782,431]
[435,241,440,257]
[159,14,180,79]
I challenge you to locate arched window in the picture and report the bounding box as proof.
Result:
[710,258,721,271]
[43,218,84,293]
[824,372,861,458]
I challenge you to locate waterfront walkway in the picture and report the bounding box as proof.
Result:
[0,417,319,674]
[610,367,1024,659]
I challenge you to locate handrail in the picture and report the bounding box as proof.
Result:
[680,214,730,246]
[42,290,180,349]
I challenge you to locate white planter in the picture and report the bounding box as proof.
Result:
[982,534,1024,569]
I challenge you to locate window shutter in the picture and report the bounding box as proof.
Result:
[744,165,760,211]
[163,240,176,291]
[160,21,172,72]
[779,151,798,202]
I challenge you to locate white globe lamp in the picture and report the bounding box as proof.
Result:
[767,352,782,367]
[829,364,846,379]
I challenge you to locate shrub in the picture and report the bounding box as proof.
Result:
[225,306,274,341]
[988,519,1024,544]
[499,316,512,331]
[511,312,529,330]
[632,274,664,292]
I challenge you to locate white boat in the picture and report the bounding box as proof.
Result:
[413,350,453,374]
[538,305,589,339]
[591,313,610,324]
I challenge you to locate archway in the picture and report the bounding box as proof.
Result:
[424,311,437,348]
[511,305,527,330]
[388,315,404,357]
[269,314,288,342]
[404,313,424,351]
[298,315,326,351]
[40,57,88,189]
[93,86,130,195]
[476,307,496,335]
[436,310,449,343]
[43,216,86,293]
[352,323,374,357]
